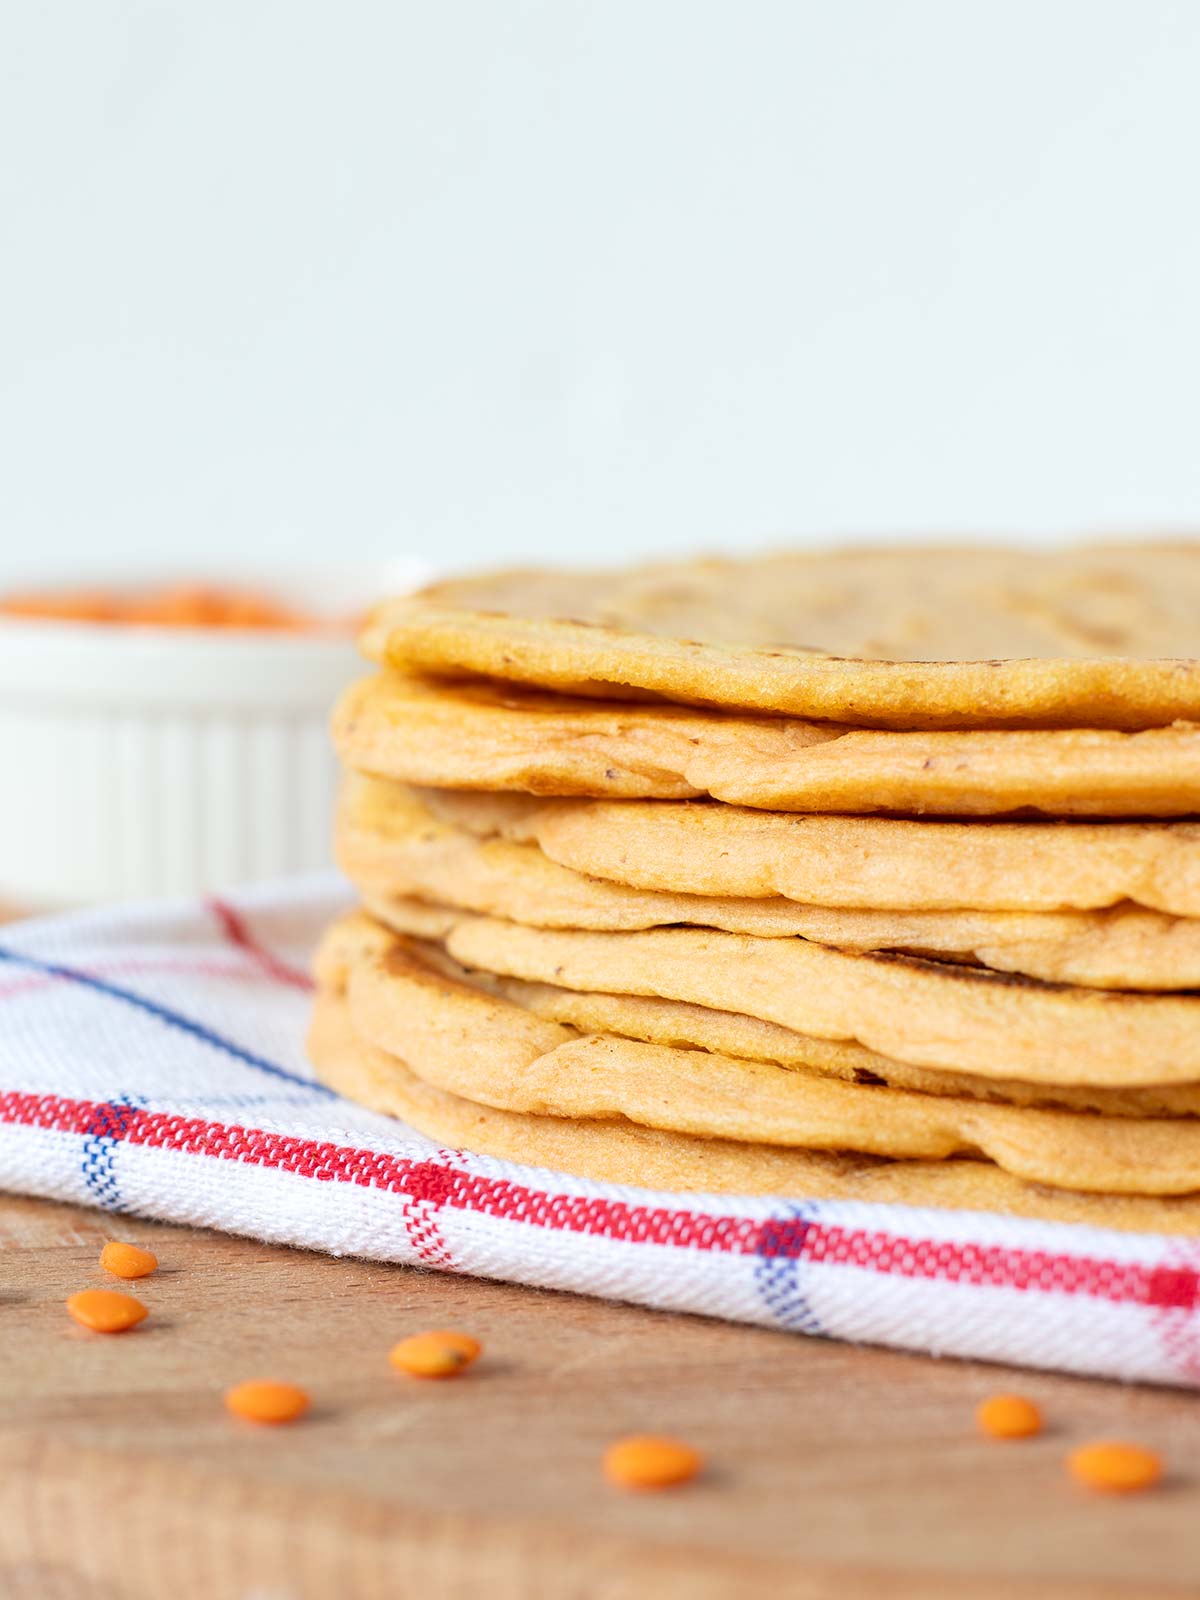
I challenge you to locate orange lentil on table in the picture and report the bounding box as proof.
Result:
[224,1380,311,1425]
[66,1288,148,1333]
[99,1240,159,1280]
[976,1394,1044,1440]
[602,1435,704,1492]
[388,1329,482,1378]
[1067,1441,1164,1494]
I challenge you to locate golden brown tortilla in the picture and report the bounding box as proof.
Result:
[334,673,1200,818]
[319,914,1200,1195]
[338,779,1200,989]
[375,909,1200,1087]
[362,544,1200,729]
[309,946,1200,1232]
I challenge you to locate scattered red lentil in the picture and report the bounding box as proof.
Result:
[224,1380,311,1425]
[603,1435,704,1492]
[388,1329,482,1378]
[976,1394,1043,1440]
[1067,1441,1164,1494]
[66,1288,148,1333]
[99,1240,159,1280]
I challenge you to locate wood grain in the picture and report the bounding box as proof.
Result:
[0,1194,1196,1598]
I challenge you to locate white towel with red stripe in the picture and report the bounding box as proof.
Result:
[1,877,1198,1387]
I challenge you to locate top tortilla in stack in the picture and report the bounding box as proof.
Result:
[362,544,1200,731]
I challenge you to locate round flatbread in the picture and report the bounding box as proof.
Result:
[452,962,1200,1120]
[335,933,1200,1193]
[309,933,1200,1231]
[339,779,1200,989]
[361,545,1200,730]
[379,909,1200,1087]
[334,674,1200,818]
[418,788,1200,917]
[319,904,1200,1119]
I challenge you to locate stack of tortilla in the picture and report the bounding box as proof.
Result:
[310,544,1200,1233]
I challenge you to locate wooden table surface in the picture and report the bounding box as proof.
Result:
[0,1192,1197,1599]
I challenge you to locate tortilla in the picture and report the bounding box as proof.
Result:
[417,788,1200,917]
[334,673,1200,818]
[309,942,1200,1231]
[329,922,1200,1193]
[339,780,1200,989]
[322,905,1200,1118]
[387,909,1200,1087]
[361,544,1200,730]
[459,965,1200,1119]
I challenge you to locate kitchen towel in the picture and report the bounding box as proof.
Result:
[1,875,1198,1387]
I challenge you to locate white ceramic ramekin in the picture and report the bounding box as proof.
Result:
[0,566,425,907]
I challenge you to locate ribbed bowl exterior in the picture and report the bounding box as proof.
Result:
[0,614,370,907]
[0,702,345,903]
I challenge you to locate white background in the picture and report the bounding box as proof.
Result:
[3,0,1200,584]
